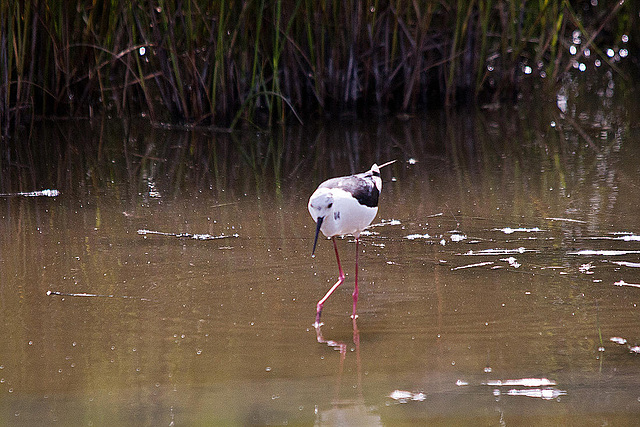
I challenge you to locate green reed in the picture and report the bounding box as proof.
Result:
[0,0,637,136]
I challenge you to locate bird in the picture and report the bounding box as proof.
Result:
[308,160,395,326]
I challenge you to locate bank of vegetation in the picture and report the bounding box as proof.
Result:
[1,1,637,136]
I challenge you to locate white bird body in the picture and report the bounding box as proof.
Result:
[308,187,378,239]
[308,164,382,240]
[308,162,392,326]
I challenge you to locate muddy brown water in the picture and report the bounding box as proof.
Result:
[1,86,640,425]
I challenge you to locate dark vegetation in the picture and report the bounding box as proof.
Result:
[1,0,637,137]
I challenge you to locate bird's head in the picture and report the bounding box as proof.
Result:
[308,188,334,256]
[308,188,334,221]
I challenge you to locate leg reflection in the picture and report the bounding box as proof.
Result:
[314,319,381,425]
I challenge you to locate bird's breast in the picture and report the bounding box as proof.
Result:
[319,190,378,238]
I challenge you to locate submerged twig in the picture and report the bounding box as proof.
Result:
[137,229,239,240]
[451,261,495,270]
[0,189,59,197]
[47,290,151,301]
[614,280,640,289]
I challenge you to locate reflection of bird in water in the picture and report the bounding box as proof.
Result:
[308,161,394,326]
[314,319,382,427]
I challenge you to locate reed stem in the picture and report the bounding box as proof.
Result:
[0,0,636,133]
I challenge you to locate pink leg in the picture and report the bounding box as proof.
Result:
[315,237,345,326]
[352,238,359,319]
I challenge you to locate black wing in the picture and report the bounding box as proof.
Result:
[319,174,379,208]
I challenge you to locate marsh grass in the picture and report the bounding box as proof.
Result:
[1,0,637,136]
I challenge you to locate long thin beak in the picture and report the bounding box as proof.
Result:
[312,216,324,256]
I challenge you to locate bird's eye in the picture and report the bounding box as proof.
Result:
[328,203,333,208]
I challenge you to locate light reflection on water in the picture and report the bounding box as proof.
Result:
[1,90,640,424]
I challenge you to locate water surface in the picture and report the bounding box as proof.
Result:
[1,84,640,425]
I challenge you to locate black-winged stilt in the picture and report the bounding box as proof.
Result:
[308,160,395,326]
